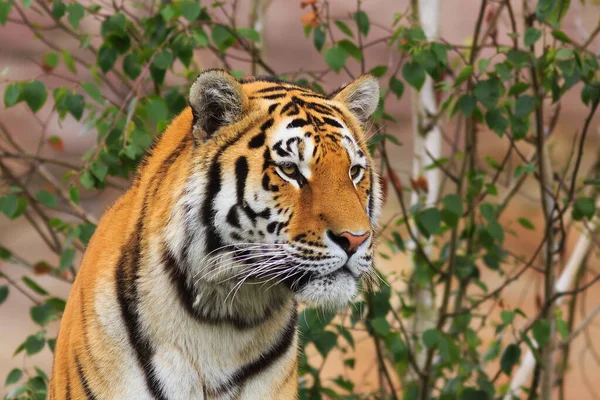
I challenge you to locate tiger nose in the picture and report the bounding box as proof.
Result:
[327,231,371,255]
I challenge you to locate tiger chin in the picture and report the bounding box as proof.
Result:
[49,69,382,400]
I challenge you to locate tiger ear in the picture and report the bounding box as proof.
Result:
[331,74,380,125]
[188,69,248,141]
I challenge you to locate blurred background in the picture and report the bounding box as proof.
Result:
[1,0,600,398]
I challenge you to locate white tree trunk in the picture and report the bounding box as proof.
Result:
[504,206,598,399]
[407,0,441,378]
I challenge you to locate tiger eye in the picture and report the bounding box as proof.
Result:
[280,163,298,177]
[350,165,362,179]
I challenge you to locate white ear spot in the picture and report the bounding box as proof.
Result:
[332,75,380,124]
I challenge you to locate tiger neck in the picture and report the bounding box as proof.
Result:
[162,247,296,329]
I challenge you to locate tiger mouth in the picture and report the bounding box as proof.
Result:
[283,264,358,291]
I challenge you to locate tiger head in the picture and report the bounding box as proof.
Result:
[178,70,381,310]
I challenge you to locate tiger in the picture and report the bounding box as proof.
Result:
[48,69,382,400]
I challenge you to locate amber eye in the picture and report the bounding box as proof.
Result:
[350,165,363,180]
[279,163,299,177]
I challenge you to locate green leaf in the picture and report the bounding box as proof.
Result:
[64,92,85,120]
[487,221,504,243]
[325,46,348,73]
[192,29,209,48]
[417,207,441,237]
[59,248,76,272]
[97,45,118,73]
[51,0,66,19]
[370,317,390,336]
[514,95,536,119]
[514,162,535,179]
[66,3,85,29]
[507,49,530,68]
[179,0,201,21]
[313,25,325,52]
[442,194,463,216]
[30,303,53,326]
[335,20,354,37]
[458,94,477,116]
[485,109,508,137]
[500,343,521,375]
[524,27,542,46]
[389,76,404,99]
[90,160,108,181]
[145,98,169,125]
[22,277,48,296]
[402,62,426,90]
[454,66,474,87]
[532,320,551,348]
[557,318,569,339]
[23,81,47,112]
[4,82,22,108]
[61,50,77,74]
[369,65,388,78]
[123,53,141,79]
[0,285,8,305]
[353,10,370,36]
[461,388,489,400]
[0,1,13,25]
[43,52,59,69]
[236,27,260,42]
[551,29,571,43]
[212,25,235,51]
[81,82,103,104]
[5,368,22,387]
[338,39,362,61]
[473,77,504,109]
[422,328,439,348]
[25,334,45,355]
[508,81,530,96]
[572,197,595,221]
[314,330,337,357]
[152,50,173,70]
[35,190,57,208]
[335,324,355,349]
[391,231,405,252]
[517,217,535,230]
[480,203,495,221]
[501,310,515,325]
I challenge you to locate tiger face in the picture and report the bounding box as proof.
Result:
[182,70,381,310]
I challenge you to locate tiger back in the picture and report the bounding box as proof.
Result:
[49,70,382,400]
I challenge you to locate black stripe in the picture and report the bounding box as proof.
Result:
[248,132,266,148]
[75,354,98,400]
[226,206,241,228]
[286,119,309,129]
[322,117,343,128]
[235,157,249,204]
[257,86,286,93]
[250,93,286,100]
[201,161,225,255]
[267,103,278,114]
[115,202,167,400]
[65,364,71,400]
[151,136,190,198]
[79,287,102,385]
[213,307,298,395]
[368,169,375,219]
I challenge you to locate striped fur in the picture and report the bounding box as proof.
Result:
[49,70,381,399]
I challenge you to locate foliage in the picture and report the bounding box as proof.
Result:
[1,0,600,399]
